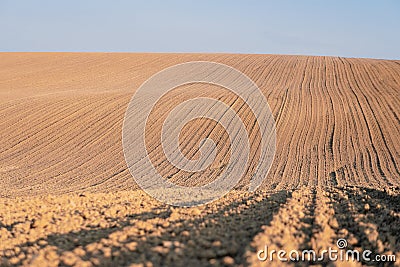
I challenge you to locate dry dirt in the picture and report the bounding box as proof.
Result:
[0,53,399,266]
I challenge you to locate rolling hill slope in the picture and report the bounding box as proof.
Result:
[0,53,399,196]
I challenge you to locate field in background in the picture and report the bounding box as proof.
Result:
[0,53,399,266]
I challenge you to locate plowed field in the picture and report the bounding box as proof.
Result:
[0,53,399,266]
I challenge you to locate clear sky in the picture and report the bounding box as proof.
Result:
[1,0,399,59]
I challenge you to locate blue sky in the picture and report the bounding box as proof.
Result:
[0,0,399,59]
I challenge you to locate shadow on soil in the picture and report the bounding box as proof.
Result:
[4,190,291,267]
[332,186,399,266]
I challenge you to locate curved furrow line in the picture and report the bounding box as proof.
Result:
[0,94,113,156]
[363,62,400,127]
[135,79,241,156]
[256,55,296,100]
[274,57,309,190]
[132,61,272,187]
[25,94,127,162]
[338,57,365,186]
[308,56,333,188]
[375,60,400,90]
[264,57,299,123]
[19,96,128,182]
[294,57,314,188]
[334,59,373,187]
[0,97,68,141]
[275,57,311,190]
[133,102,233,182]
[1,94,127,172]
[360,65,400,182]
[46,160,130,195]
[139,89,236,179]
[351,59,400,182]
[241,56,278,95]
[157,93,240,184]
[342,58,398,186]
[264,57,301,189]
[222,57,300,189]
[323,57,340,187]
[307,56,327,187]
[314,58,331,187]
[0,93,126,176]
[180,98,253,186]
[153,81,266,188]
[302,56,318,188]
[327,57,350,187]
[0,94,59,114]
[6,129,127,195]
[334,58,369,186]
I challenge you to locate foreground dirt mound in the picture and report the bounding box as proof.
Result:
[0,53,399,196]
[0,186,399,266]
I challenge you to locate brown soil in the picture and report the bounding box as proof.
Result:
[0,53,399,266]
